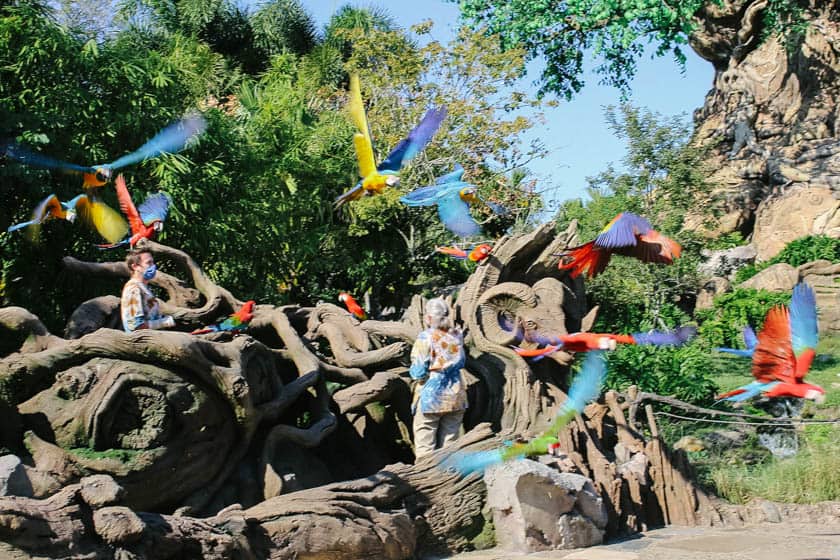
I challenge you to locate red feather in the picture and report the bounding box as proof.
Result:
[751,306,797,384]
[557,241,612,278]
[115,174,143,235]
[339,292,366,320]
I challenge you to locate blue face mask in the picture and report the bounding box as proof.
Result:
[142,264,157,281]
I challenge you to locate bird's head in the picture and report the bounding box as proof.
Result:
[153,221,165,233]
[804,386,826,403]
[469,244,492,262]
[338,292,349,303]
[385,175,400,187]
[597,337,618,351]
[459,187,478,204]
[65,209,77,223]
[94,166,112,183]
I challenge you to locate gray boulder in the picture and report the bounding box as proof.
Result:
[485,459,607,552]
[698,245,757,279]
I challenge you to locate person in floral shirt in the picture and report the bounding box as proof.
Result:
[120,250,176,332]
[410,297,467,458]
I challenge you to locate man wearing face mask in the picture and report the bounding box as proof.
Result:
[120,250,176,332]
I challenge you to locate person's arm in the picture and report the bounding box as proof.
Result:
[409,332,431,380]
[122,284,175,331]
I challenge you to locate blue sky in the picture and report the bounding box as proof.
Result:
[260,1,715,212]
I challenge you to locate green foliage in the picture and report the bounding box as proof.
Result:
[454,0,808,98]
[695,288,790,348]
[606,344,718,404]
[69,447,142,463]
[735,235,840,283]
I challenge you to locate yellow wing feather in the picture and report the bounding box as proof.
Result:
[77,197,128,244]
[348,74,376,178]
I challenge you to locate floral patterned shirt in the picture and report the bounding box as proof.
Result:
[409,327,467,414]
[121,279,162,332]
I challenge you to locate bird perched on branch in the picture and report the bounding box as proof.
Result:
[558,212,681,278]
[335,74,446,206]
[338,292,367,320]
[441,351,607,475]
[191,301,256,335]
[401,166,506,238]
[7,192,127,243]
[97,174,171,249]
[3,115,207,188]
[716,283,825,403]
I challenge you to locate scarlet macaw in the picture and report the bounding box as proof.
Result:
[7,192,128,244]
[436,243,492,263]
[716,283,825,403]
[558,212,681,278]
[338,292,367,320]
[401,166,506,238]
[441,351,607,475]
[97,174,172,249]
[3,115,207,188]
[334,74,446,206]
[191,301,256,335]
[714,325,758,358]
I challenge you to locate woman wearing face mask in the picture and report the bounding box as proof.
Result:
[409,297,467,459]
[120,250,176,332]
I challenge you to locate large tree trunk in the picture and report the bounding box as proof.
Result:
[685,1,840,257]
[0,231,760,559]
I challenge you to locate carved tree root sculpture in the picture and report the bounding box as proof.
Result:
[0,226,786,559]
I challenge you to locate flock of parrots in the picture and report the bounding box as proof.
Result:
[2,75,826,474]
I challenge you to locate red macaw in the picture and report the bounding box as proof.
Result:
[192,301,256,335]
[338,292,367,320]
[436,243,492,263]
[513,328,697,359]
[558,212,681,278]
[98,174,172,249]
[716,283,825,403]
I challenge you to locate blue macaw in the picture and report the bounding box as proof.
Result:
[400,165,506,238]
[714,325,758,358]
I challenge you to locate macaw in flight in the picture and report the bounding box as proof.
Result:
[716,283,825,403]
[97,174,172,249]
[441,351,607,475]
[3,115,207,189]
[334,74,446,206]
[436,243,492,263]
[7,193,128,244]
[192,301,256,335]
[558,212,681,278]
[339,292,367,320]
[401,165,506,238]
[714,325,758,358]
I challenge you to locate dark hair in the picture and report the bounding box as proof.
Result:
[125,250,152,270]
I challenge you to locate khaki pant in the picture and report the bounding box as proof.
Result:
[413,409,465,459]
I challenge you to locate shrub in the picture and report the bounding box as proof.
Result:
[735,235,840,282]
[695,288,790,349]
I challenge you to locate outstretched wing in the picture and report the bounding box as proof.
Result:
[435,165,465,185]
[437,193,480,238]
[76,196,129,244]
[789,282,818,358]
[7,194,62,235]
[593,212,653,249]
[348,74,376,178]
[106,115,207,170]
[632,326,697,346]
[3,143,93,175]
[400,181,465,207]
[379,107,447,173]
[436,246,468,260]
[751,306,797,384]
[115,174,143,234]
[743,325,758,350]
[138,192,172,226]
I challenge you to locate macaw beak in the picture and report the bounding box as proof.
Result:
[153,221,164,232]
[597,337,617,351]
[95,167,112,183]
[385,175,399,187]
[65,210,77,223]
[806,389,826,403]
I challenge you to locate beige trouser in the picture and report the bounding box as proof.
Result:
[413,409,465,459]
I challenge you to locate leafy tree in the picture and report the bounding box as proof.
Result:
[452,0,807,97]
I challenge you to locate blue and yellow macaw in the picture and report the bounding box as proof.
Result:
[400,165,506,238]
[441,351,607,475]
[334,74,447,206]
[3,115,207,189]
[7,193,128,244]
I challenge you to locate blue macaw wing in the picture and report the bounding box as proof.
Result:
[137,192,172,225]
[743,325,758,350]
[593,212,653,249]
[561,351,607,414]
[401,181,468,207]
[713,347,755,358]
[106,115,207,170]
[789,282,818,355]
[379,107,447,173]
[3,143,93,174]
[437,193,479,238]
[632,326,696,346]
[435,165,465,185]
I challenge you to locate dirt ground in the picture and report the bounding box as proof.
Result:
[436,523,840,560]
